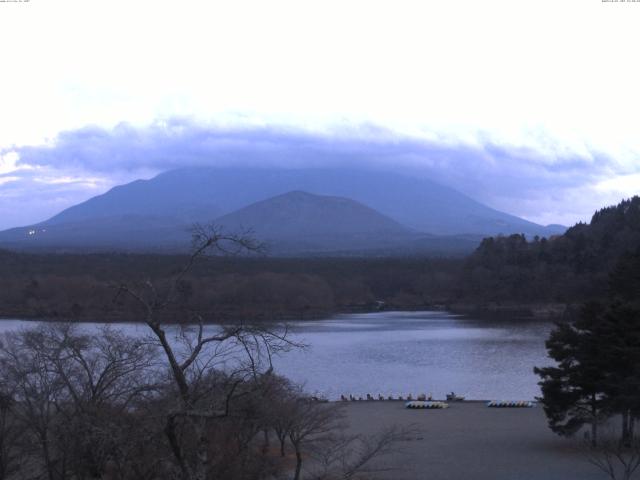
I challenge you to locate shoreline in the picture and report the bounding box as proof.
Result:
[0,302,567,324]
[447,302,569,320]
[332,399,537,403]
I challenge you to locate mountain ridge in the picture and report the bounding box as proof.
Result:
[44,166,564,235]
[0,166,566,254]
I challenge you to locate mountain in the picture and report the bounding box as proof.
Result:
[45,170,225,226]
[215,191,417,253]
[0,166,565,254]
[44,166,564,236]
[0,189,480,255]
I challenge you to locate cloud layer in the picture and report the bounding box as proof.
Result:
[0,119,636,230]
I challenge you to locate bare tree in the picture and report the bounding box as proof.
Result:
[43,324,158,480]
[33,324,158,411]
[0,323,160,480]
[310,425,416,480]
[287,399,345,480]
[0,224,407,480]
[115,224,299,480]
[0,328,69,480]
[583,429,640,480]
[0,389,22,480]
[265,376,299,457]
[283,394,415,480]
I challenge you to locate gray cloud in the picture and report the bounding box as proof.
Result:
[0,118,628,229]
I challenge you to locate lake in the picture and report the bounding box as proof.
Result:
[0,311,554,401]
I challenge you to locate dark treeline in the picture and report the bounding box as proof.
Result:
[460,196,640,306]
[0,253,461,322]
[1,196,639,322]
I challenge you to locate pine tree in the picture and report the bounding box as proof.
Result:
[534,303,609,446]
[594,304,640,445]
[535,251,640,446]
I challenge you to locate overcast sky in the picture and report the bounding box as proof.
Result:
[1,0,639,230]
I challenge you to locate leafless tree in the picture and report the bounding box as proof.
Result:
[0,328,69,480]
[32,324,158,411]
[264,376,299,457]
[287,399,345,480]
[115,224,300,480]
[310,425,417,480]
[0,389,22,480]
[583,428,640,480]
[282,394,416,480]
[0,224,408,480]
[0,323,160,480]
[43,324,158,480]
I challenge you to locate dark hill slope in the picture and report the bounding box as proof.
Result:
[0,215,192,252]
[215,191,417,252]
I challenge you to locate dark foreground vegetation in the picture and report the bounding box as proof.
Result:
[535,246,640,439]
[465,196,640,304]
[0,230,409,480]
[533,228,640,479]
[0,325,411,480]
[1,197,639,322]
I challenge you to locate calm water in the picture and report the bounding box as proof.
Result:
[0,311,554,401]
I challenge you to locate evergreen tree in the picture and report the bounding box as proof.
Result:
[595,303,640,445]
[608,249,640,308]
[534,303,609,446]
[536,251,640,446]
